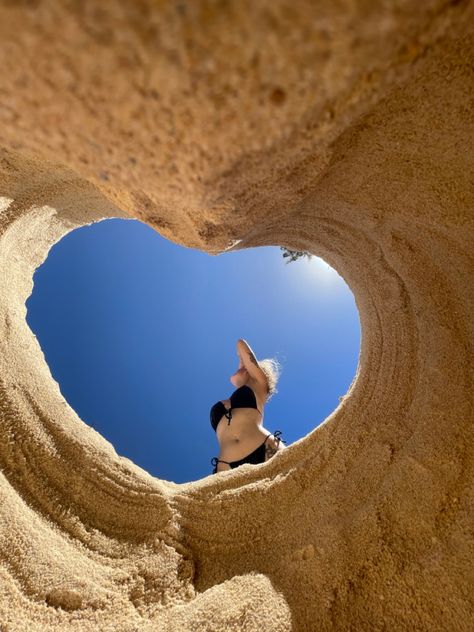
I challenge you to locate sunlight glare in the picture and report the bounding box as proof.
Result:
[302,256,341,287]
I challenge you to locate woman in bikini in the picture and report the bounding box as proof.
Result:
[210,338,287,474]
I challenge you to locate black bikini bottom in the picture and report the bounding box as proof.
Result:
[211,430,286,474]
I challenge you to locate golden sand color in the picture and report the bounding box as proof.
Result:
[0,1,473,630]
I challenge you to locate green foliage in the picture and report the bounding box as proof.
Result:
[280,247,313,264]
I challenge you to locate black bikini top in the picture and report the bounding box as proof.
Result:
[210,384,262,432]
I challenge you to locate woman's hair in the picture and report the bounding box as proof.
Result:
[258,357,282,401]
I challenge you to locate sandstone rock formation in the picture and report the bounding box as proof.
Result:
[0,1,473,630]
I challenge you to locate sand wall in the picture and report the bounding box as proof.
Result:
[0,2,473,630]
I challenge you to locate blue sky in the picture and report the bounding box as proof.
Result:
[25,218,360,484]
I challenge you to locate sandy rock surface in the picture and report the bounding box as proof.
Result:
[0,1,473,630]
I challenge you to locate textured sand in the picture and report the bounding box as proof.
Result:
[0,1,473,630]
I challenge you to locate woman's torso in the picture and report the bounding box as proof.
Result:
[214,383,279,462]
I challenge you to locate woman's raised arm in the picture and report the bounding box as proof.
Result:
[236,339,268,388]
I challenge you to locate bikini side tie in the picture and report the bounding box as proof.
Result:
[211,456,233,474]
[272,430,287,445]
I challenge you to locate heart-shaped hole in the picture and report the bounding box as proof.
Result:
[26,218,360,483]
